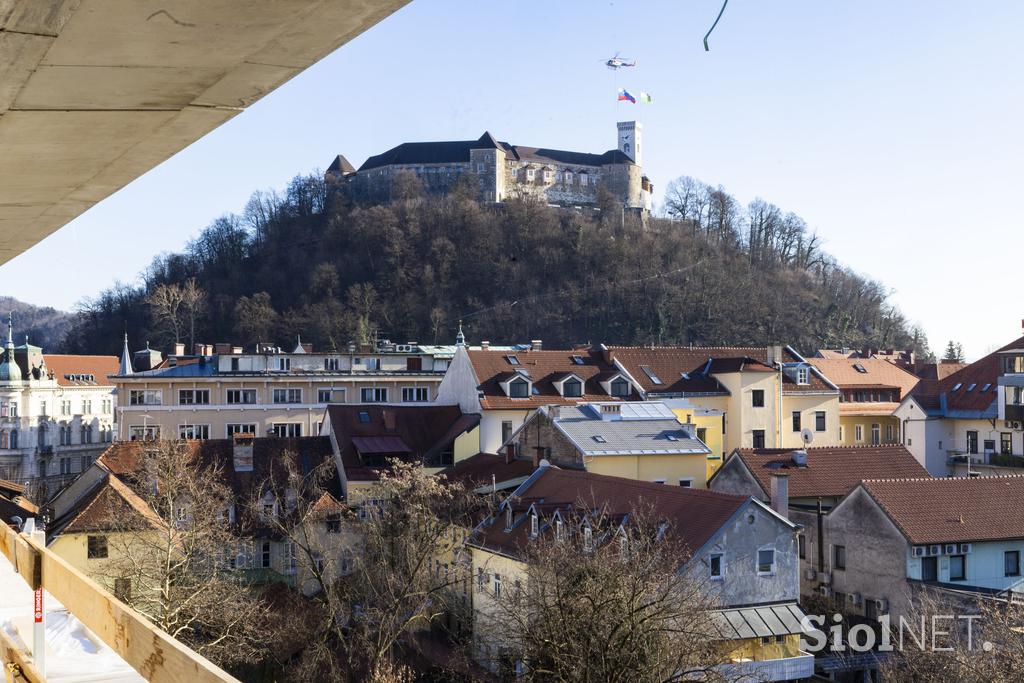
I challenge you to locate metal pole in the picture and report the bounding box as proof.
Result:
[23,520,45,677]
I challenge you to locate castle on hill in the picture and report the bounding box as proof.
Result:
[327,121,652,212]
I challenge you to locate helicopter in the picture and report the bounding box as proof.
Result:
[605,52,636,70]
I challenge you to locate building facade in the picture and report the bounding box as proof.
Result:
[328,121,653,211]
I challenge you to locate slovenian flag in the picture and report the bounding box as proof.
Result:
[638,91,653,104]
[617,88,636,103]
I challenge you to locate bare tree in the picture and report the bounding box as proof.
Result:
[97,440,273,669]
[145,282,185,346]
[476,503,729,682]
[181,278,206,350]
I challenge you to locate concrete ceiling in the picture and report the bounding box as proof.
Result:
[0,0,409,265]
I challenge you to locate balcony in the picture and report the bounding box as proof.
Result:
[1005,404,1024,422]
[718,652,815,682]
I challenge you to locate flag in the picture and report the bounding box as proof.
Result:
[638,91,653,104]
[617,88,636,104]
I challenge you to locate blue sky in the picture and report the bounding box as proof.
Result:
[1,0,1021,360]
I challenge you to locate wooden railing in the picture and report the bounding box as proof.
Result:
[0,522,240,683]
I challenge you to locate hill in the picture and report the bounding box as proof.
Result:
[0,296,73,351]
[62,172,931,358]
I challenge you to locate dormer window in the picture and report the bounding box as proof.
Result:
[530,512,539,537]
[505,507,514,531]
[796,367,809,385]
[506,355,520,366]
[583,525,594,552]
[509,378,530,398]
[562,377,583,398]
[610,377,630,397]
[555,517,564,541]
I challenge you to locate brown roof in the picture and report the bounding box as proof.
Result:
[43,355,119,387]
[326,404,480,481]
[56,475,165,535]
[468,349,637,410]
[908,336,1024,415]
[442,452,536,491]
[608,345,835,395]
[810,358,919,398]
[474,467,751,558]
[861,476,1024,544]
[726,445,929,499]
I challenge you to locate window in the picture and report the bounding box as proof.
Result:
[230,358,240,371]
[697,427,708,444]
[796,367,809,384]
[81,455,91,471]
[326,517,342,534]
[60,400,71,416]
[508,379,529,398]
[358,411,371,424]
[530,513,538,537]
[966,431,979,455]
[555,518,564,541]
[798,535,806,559]
[653,478,666,484]
[886,424,895,443]
[791,411,801,432]
[564,171,573,183]
[757,548,776,574]
[277,357,291,371]
[526,168,535,181]
[38,461,46,478]
[324,357,340,371]
[402,387,429,402]
[984,439,996,455]
[87,536,108,559]
[949,554,966,581]
[129,425,158,441]
[226,389,256,405]
[178,424,210,440]
[921,555,938,581]
[128,389,161,406]
[583,526,594,552]
[579,173,589,186]
[505,355,520,366]
[542,169,554,182]
[272,388,302,404]
[610,377,630,397]
[871,423,881,445]
[679,479,692,487]
[59,457,71,475]
[639,365,663,385]
[226,423,257,438]
[361,387,388,403]
[1006,551,1021,577]
[178,389,210,405]
[501,420,513,444]
[260,542,272,568]
[493,573,502,598]
[272,423,302,438]
[834,545,846,570]
[815,411,826,432]
[40,400,47,416]
[855,424,863,442]
[752,430,766,449]
[284,542,297,573]
[1003,433,1013,456]
[751,390,765,408]
[318,389,333,404]
[562,378,582,398]
[710,553,723,579]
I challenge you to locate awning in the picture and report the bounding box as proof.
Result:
[711,603,807,640]
[352,436,411,455]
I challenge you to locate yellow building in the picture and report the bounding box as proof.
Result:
[505,401,712,487]
[467,466,813,680]
[604,344,841,453]
[808,357,918,447]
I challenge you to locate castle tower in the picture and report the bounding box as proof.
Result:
[617,121,642,166]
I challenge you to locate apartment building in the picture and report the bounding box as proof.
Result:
[111,337,452,442]
[603,344,841,453]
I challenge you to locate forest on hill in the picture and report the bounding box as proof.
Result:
[61,171,932,359]
[1,296,73,352]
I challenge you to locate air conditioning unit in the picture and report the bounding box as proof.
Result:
[944,544,958,555]
[819,572,832,585]
[960,543,973,554]
[912,546,927,558]
[1015,422,1023,431]
[874,598,889,612]
[804,568,817,581]
[929,545,942,556]
[849,593,863,606]
[820,586,832,598]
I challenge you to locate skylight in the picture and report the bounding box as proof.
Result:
[640,365,663,385]
[983,384,993,392]
[681,372,690,380]
[506,355,520,366]
[571,355,585,365]
[666,433,678,441]
[966,383,977,392]
[952,383,963,392]
[592,435,607,443]
[853,364,867,374]
[358,411,370,423]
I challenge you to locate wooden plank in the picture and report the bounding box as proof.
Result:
[0,524,40,590]
[31,540,240,683]
[0,624,44,683]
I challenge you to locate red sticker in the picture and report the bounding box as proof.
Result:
[34,589,42,623]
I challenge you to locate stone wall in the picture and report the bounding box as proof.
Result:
[510,410,582,468]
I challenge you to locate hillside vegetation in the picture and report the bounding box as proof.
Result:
[0,296,73,352]
[63,172,931,358]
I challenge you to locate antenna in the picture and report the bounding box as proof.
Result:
[800,428,814,447]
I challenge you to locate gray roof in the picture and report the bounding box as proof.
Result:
[711,603,808,640]
[551,403,710,457]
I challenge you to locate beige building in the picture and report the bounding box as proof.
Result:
[111,337,454,442]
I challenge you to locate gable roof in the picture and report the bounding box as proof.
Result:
[326,154,355,175]
[721,445,929,499]
[467,348,637,410]
[51,474,165,536]
[607,345,835,396]
[473,467,754,559]
[326,404,479,481]
[861,476,1024,544]
[441,452,536,492]
[546,403,710,456]
[43,355,119,387]
[810,357,919,395]
[907,335,1024,416]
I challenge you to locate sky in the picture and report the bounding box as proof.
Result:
[0,0,1021,361]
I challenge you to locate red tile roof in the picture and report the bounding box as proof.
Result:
[861,476,1024,544]
[726,445,929,499]
[467,349,637,410]
[908,335,1024,415]
[56,475,165,534]
[43,355,119,387]
[474,467,750,558]
[441,452,536,491]
[810,358,919,397]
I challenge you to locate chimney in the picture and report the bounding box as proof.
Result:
[173,342,185,356]
[600,343,612,365]
[766,344,783,367]
[769,473,789,519]
[549,405,560,420]
[504,442,517,465]
[232,434,254,472]
[533,446,545,468]
[481,341,490,350]
[531,339,543,351]
[215,342,232,355]
[193,342,205,356]
[383,410,396,432]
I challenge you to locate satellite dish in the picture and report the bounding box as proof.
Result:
[801,428,814,446]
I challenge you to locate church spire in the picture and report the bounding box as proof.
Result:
[119,333,134,376]
[455,320,465,347]
[0,313,22,383]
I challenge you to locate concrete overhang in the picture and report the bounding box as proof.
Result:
[0,0,409,265]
